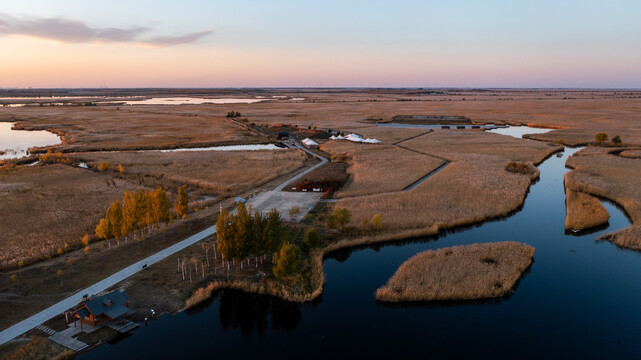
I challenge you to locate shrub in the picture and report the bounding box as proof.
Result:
[326,207,351,230]
[595,132,608,143]
[612,135,622,145]
[98,162,110,171]
[273,242,301,279]
[372,214,383,230]
[304,227,319,248]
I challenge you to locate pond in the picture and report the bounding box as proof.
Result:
[80,146,641,359]
[0,122,61,160]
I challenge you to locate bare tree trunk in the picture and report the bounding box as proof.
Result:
[189,268,192,283]
[177,257,180,273]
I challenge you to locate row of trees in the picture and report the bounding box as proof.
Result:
[95,186,188,246]
[216,202,301,278]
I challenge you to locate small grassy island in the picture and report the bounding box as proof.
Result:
[375,242,534,302]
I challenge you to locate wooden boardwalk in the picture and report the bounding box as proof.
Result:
[49,332,89,352]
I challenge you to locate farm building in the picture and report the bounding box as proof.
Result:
[69,290,130,329]
[302,138,319,149]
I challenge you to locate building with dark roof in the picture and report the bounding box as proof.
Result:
[70,290,130,329]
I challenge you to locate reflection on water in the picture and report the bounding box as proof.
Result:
[81,145,641,359]
[0,122,61,160]
[487,126,552,139]
[124,97,269,105]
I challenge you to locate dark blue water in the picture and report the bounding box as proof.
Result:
[80,147,640,359]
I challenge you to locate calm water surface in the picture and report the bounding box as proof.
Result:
[124,97,268,105]
[0,122,61,160]
[488,126,552,138]
[80,145,640,359]
[156,144,283,152]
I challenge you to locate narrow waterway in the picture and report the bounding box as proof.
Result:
[80,145,640,359]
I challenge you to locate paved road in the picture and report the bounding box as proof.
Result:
[0,226,217,345]
[0,140,327,346]
[273,141,328,191]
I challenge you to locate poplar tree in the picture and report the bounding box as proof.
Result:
[95,218,112,245]
[121,190,138,239]
[175,185,189,218]
[152,186,171,228]
[266,209,287,254]
[216,210,234,262]
[106,201,123,244]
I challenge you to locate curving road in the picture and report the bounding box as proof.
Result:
[0,140,326,346]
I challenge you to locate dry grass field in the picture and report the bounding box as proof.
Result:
[375,242,534,302]
[0,336,74,360]
[340,126,431,144]
[565,147,641,224]
[401,130,562,164]
[3,90,641,152]
[332,130,558,231]
[74,148,308,196]
[319,141,444,198]
[565,189,610,231]
[600,225,641,251]
[566,146,641,249]
[620,149,641,159]
[120,89,641,147]
[0,164,149,269]
[1,106,265,152]
[335,155,533,230]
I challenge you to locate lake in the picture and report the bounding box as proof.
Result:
[80,140,641,359]
[0,122,61,160]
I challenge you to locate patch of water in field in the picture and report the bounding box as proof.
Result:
[487,126,552,139]
[80,146,641,359]
[124,97,269,105]
[155,144,283,152]
[0,122,61,160]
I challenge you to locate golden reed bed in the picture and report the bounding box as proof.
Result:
[376,242,534,302]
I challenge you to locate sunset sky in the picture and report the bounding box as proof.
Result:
[1,0,640,88]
